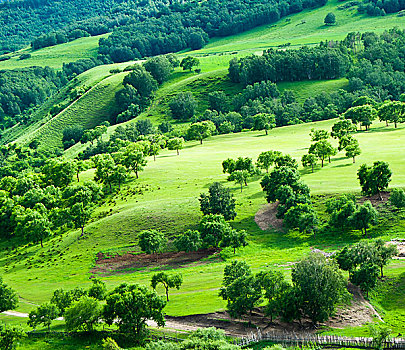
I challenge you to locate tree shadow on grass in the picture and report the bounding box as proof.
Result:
[332,163,352,169]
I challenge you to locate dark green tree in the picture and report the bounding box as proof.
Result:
[139,230,167,255]
[28,303,59,330]
[349,201,378,236]
[151,272,183,301]
[174,230,202,252]
[358,161,392,200]
[199,182,237,220]
[180,56,200,71]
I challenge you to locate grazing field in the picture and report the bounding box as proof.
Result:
[1,119,405,335]
[0,34,108,70]
[192,0,404,55]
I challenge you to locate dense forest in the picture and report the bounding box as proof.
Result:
[0,0,177,54]
[358,0,405,16]
[0,0,329,57]
[98,0,329,62]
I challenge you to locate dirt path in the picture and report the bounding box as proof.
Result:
[255,202,283,231]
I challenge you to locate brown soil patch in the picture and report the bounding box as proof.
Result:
[358,191,390,207]
[91,249,221,276]
[255,202,284,231]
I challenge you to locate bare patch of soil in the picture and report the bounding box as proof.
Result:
[255,202,284,231]
[91,249,221,276]
[359,191,390,207]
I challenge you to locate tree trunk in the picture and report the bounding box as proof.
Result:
[265,129,268,135]
[244,179,248,186]
[378,191,383,201]
[177,149,179,156]
[386,120,389,126]
[395,122,397,128]
[234,247,236,254]
[40,239,43,248]
[166,288,169,302]
[135,170,138,179]
[380,265,384,278]
[321,159,324,167]
[364,227,367,237]
[77,172,80,182]
[154,154,156,161]
[240,184,243,193]
[311,164,314,172]
[329,156,331,163]
[81,226,84,237]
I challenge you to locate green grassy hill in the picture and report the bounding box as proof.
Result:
[1,119,405,334]
[0,34,107,70]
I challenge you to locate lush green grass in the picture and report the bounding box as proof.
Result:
[192,0,405,55]
[0,34,108,70]
[1,120,405,335]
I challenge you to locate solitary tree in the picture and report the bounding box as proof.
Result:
[28,303,59,331]
[151,272,183,301]
[180,56,200,71]
[221,229,247,254]
[345,138,361,163]
[324,12,336,25]
[199,182,236,220]
[292,253,348,325]
[103,283,166,340]
[358,161,392,200]
[374,239,398,278]
[167,138,184,155]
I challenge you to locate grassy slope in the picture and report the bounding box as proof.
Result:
[1,119,405,334]
[0,34,108,70]
[10,62,138,150]
[193,0,404,55]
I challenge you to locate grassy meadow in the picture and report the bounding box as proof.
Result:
[1,119,405,336]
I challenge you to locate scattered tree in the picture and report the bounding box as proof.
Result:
[257,151,282,173]
[64,296,102,332]
[345,138,361,163]
[358,161,392,200]
[180,56,200,71]
[229,170,250,192]
[301,153,317,172]
[167,138,184,155]
[324,12,336,25]
[349,201,378,237]
[139,230,167,255]
[151,272,183,301]
[174,230,202,252]
[28,303,59,330]
[199,182,236,220]
[187,121,216,144]
[389,188,405,208]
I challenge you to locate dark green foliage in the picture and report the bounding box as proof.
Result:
[169,92,197,120]
[0,277,18,312]
[220,229,248,254]
[28,303,59,330]
[301,153,317,172]
[230,46,349,86]
[219,261,261,318]
[349,201,378,236]
[309,140,337,167]
[51,287,87,316]
[103,283,166,339]
[389,188,405,208]
[291,253,348,325]
[138,230,167,255]
[123,65,158,99]
[284,203,319,235]
[151,272,183,301]
[0,324,24,350]
[351,263,379,297]
[199,214,231,249]
[252,113,276,135]
[324,12,336,25]
[87,278,107,301]
[65,296,102,331]
[358,161,392,199]
[199,182,237,221]
[257,150,282,173]
[208,91,230,114]
[180,57,200,72]
[143,56,173,85]
[174,230,202,252]
[0,67,65,128]
[62,125,84,150]
[326,194,356,229]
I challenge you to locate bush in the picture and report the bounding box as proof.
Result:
[19,53,31,60]
[389,188,405,208]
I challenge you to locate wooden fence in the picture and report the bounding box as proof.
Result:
[237,330,405,349]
